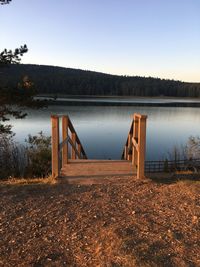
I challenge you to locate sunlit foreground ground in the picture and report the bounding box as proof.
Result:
[0,174,199,267]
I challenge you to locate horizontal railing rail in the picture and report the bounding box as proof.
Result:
[61,116,87,160]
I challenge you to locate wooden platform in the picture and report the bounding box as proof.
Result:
[51,114,147,180]
[60,160,135,184]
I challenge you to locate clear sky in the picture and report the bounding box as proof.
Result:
[0,0,199,82]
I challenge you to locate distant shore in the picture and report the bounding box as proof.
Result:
[36,95,200,107]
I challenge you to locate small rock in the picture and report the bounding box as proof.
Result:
[192,216,198,224]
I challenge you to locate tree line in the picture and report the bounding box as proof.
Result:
[1,64,200,97]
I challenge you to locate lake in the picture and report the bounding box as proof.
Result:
[9,98,200,161]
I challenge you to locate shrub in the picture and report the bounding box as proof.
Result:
[0,134,27,179]
[25,132,51,178]
[0,132,51,179]
[186,136,200,159]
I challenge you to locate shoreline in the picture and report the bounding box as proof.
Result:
[46,99,200,107]
[36,95,200,107]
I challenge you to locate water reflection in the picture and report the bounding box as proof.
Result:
[10,105,200,160]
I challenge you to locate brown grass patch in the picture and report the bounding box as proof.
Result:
[0,175,57,186]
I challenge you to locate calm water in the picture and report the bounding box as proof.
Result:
[10,104,200,160]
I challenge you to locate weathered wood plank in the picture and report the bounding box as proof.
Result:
[62,115,68,166]
[137,115,147,179]
[51,115,59,178]
[71,132,76,160]
[60,160,134,184]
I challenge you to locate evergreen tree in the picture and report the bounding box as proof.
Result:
[0,0,11,5]
[0,1,45,134]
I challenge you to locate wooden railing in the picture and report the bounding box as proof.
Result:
[51,115,87,178]
[122,113,147,179]
[121,120,134,161]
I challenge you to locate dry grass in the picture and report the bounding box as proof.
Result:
[0,175,57,186]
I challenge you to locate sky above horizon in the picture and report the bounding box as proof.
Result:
[0,0,199,82]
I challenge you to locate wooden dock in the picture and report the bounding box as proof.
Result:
[51,114,147,181]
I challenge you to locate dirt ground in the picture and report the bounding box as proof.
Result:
[0,176,200,267]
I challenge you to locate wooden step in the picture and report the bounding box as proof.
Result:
[60,160,135,184]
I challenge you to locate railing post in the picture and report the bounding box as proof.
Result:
[62,116,68,167]
[51,115,60,178]
[132,115,138,171]
[137,115,147,179]
[71,132,76,159]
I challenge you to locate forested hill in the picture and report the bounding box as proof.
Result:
[1,64,200,97]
